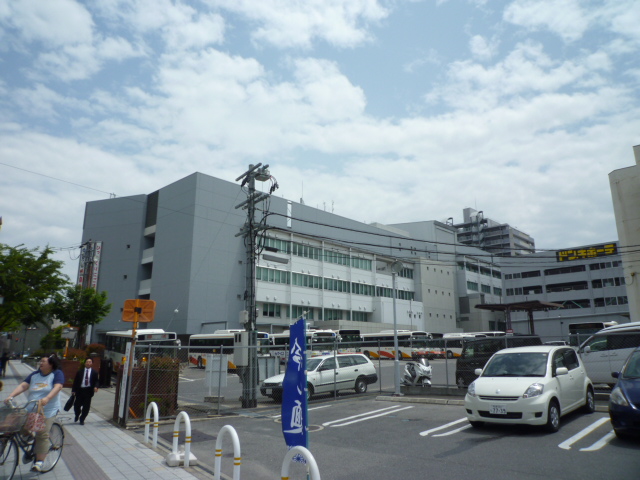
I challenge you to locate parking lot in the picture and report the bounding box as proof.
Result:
[140,390,639,480]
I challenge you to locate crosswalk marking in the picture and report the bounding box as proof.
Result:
[558,417,610,450]
[323,405,414,427]
[419,418,468,437]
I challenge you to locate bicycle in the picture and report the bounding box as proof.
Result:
[0,400,64,479]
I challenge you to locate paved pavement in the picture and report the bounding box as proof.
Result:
[3,361,208,480]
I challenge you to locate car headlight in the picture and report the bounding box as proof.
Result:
[467,381,476,397]
[610,387,629,406]
[523,383,544,398]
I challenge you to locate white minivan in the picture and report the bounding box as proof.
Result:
[578,322,640,386]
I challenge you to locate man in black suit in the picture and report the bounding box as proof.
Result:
[72,358,99,425]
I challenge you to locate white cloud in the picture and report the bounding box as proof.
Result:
[0,0,94,46]
[211,0,389,48]
[427,41,611,111]
[469,35,499,61]
[504,0,590,42]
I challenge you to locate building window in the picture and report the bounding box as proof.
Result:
[262,303,282,317]
[481,284,491,294]
[467,281,478,291]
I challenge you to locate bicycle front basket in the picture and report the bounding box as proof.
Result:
[0,405,27,435]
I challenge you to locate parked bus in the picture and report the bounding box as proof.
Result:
[188,330,270,369]
[360,331,432,360]
[569,321,618,347]
[337,329,363,353]
[270,329,338,361]
[103,329,180,371]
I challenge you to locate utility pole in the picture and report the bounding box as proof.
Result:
[235,163,276,408]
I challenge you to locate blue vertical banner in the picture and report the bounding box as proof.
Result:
[281,317,308,450]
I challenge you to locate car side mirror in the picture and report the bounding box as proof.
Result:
[583,346,591,353]
[474,368,483,376]
[612,371,619,379]
[556,367,569,376]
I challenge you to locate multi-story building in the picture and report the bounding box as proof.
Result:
[80,172,465,344]
[499,242,630,337]
[453,207,535,257]
[385,221,505,333]
[609,145,640,323]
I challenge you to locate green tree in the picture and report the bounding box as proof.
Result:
[0,244,70,331]
[51,285,111,348]
[40,325,66,352]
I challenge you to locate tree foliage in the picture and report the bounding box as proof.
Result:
[0,244,70,331]
[51,285,111,348]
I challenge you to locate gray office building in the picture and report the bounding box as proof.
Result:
[499,243,630,337]
[81,172,472,344]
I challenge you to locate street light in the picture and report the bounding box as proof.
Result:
[390,260,404,396]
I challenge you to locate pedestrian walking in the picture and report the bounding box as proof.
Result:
[71,358,99,425]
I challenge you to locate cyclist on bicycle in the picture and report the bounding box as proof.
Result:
[4,355,64,472]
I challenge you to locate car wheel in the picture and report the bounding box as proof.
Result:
[583,387,595,414]
[469,421,484,428]
[545,400,560,433]
[447,351,454,359]
[456,375,466,389]
[306,383,314,401]
[355,377,367,394]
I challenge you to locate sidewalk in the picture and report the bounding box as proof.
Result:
[4,361,208,480]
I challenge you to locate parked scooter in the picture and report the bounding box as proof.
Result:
[401,358,432,387]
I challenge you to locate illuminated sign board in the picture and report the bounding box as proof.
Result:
[555,243,617,262]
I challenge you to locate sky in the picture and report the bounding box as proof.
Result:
[1,0,639,281]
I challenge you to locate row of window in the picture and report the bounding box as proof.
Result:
[257,267,415,300]
[506,277,627,296]
[504,261,621,279]
[467,281,502,296]
[261,237,375,271]
[458,262,502,279]
[262,303,369,322]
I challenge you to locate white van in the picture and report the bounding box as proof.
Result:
[578,322,640,386]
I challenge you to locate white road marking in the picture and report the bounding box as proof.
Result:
[322,405,413,427]
[419,418,468,437]
[432,424,473,437]
[558,417,610,450]
[328,406,414,427]
[271,404,333,420]
[579,430,616,452]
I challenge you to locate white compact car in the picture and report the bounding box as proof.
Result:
[465,345,595,432]
[261,353,378,401]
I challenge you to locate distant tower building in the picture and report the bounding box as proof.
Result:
[453,208,535,257]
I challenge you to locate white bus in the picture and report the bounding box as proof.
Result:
[361,331,432,360]
[270,329,338,361]
[103,329,180,371]
[568,321,618,347]
[188,330,270,370]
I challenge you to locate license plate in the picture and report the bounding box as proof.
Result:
[264,388,271,395]
[490,404,507,415]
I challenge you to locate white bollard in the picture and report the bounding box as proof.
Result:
[214,425,241,480]
[144,402,159,448]
[280,446,321,480]
[166,411,198,468]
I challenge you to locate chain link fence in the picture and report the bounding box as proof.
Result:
[113,331,639,426]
